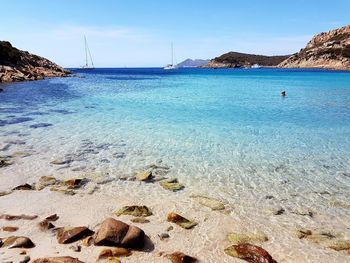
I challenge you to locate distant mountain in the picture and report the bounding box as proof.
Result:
[0,41,70,83]
[203,52,289,68]
[177,58,209,68]
[278,24,350,70]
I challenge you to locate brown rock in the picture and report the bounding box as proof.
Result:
[12,184,33,190]
[38,219,55,231]
[167,212,197,229]
[98,247,132,259]
[57,227,94,244]
[33,256,84,263]
[2,226,18,232]
[94,218,145,249]
[165,252,198,263]
[224,243,277,263]
[130,217,150,224]
[0,236,35,248]
[0,214,38,220]
[82,236,93,247]
[115,205,152,217]
[46,214,59,221]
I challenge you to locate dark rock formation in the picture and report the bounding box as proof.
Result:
[279,24,350,70]
[0,41,70,83]
[203,52,289,68]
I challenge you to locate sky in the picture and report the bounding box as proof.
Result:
[1,0,349,67]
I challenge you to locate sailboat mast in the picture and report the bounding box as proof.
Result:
[171,42,174,66]
[84,36,88,67]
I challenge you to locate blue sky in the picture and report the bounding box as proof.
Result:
[1,0,349,67]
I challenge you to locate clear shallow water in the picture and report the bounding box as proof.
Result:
[1,69,350,257]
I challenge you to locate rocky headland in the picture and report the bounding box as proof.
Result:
[278,24,350,70]
[202,52,289,68]
[0,41,70,83]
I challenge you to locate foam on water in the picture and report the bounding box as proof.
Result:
[1,68,350,262]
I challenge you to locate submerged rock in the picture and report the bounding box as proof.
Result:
[130,217,150,224]
[0,236,35,248]
[224,243,277,263]
[57,227,94,244]
[12,183,34,191]
[35,176,58,190]
[160,179,185,192]
[165,252,198,263]
[0,156,13,167]
[46,214,59,221]
[0,214,37,220]
[98,247,132,259]
[227,232,268,245]
[136,170,153,181]
[33,257,84,263]
[82,236,93,247]
[2,226,18,232]
[29,123,53,129]
[0,190,13,197]
[106,258,121,263]
[94,218,145,249]
[167,212,197,229]
[190,195,225,210]
[115,206,152,217]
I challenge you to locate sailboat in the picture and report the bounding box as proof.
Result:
[81,36,94,69]
[164,43,177,70]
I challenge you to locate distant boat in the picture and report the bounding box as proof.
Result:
[251,64,262,69]
[164,43,177,70]
[81,36,94,69]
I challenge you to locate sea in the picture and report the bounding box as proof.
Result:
[0,68,350,261]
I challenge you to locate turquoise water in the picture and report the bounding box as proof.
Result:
[1,68,350,223]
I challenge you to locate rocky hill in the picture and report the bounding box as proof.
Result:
[177,58,209,68]
[278,24,350,70]
[202,51,289,68]
[0,41,70,83]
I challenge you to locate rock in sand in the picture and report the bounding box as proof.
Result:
[167,212,197,229]
[224,243,277,263]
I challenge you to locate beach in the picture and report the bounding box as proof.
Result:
[1,68,350,262]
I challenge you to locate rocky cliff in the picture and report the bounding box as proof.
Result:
[177,58,209,68]
[278,24,350,70]
[203,51,289,68]
[0,41,70,83]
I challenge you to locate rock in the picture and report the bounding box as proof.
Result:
[46,214,59,221]
[20,256,30,263]
[227,232,268,244]
[69,245,81,252]
[0,157,13,167]
[57,227,94,244]
[165,252,198,263]
[0,236,35,248]
[166,226,174,232]
[107,258,121,263]
[159,233,170,240]
[94,218,145,249]
[2,226,18,232]
[38,219,55,231]
[35,176,58,190]
[136,170,152,181]
[12,184,33,190]
[167,212,197,229]
[62,178,85,189]
[273,207,285,216]
[115,206,152,217]
[328,240,350,251]
[160,179,185,192]
[98,247,132,259]
[50,187,75,195]
[50,159,73,165]
[0,214,38,220]
[32,256,84,263]
[0,190,13,196]
[190,195,225,210]
[82,236,93,247]
[130,217,150,224]
[12,151,32,157]
[224,243,277,263]
[278,24,350,70]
